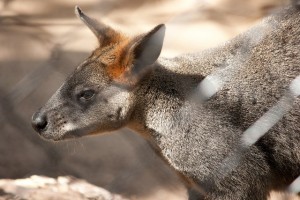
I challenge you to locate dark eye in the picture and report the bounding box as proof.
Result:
[78,89,95,102]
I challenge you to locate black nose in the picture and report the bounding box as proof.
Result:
[32,111,48,133]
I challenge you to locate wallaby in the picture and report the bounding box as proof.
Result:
[32,2,300,200]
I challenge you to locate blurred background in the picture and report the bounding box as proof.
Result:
[0,0,292,199]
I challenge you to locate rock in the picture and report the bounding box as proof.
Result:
[0,175,128,200]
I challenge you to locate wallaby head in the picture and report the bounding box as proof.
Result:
[32,6,165,141]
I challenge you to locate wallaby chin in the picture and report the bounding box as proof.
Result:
[32,3,300,200]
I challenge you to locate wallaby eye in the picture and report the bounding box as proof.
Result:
[77,89,95,102]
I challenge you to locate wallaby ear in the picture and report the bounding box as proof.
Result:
[118,24,166,86]
[131,24,166,67]
[75,6,120,47]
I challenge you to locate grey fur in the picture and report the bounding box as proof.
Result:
[32,5,300,200]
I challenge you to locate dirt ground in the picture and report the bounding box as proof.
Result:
[0,0,299,199]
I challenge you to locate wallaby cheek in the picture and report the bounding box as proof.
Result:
[109,91,133,121]
[87,91,133,131]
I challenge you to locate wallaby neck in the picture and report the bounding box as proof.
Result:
[127,49,230,150]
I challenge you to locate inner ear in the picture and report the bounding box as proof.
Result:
[116,24,166,86]
[132,24,166,66]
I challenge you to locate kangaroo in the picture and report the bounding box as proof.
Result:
[32,3,300,200]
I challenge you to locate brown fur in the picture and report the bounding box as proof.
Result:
[89,34,136,80]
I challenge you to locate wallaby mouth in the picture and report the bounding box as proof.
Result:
[31,108,78,141]
[32,106,95,141]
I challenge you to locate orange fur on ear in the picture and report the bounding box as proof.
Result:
[93,24,165,84]
[100,29,125,48]
[96,37,134,80]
